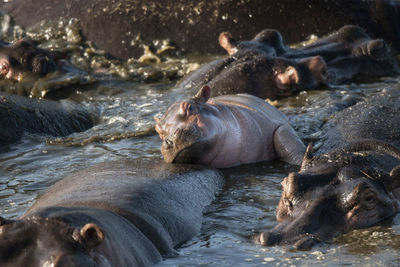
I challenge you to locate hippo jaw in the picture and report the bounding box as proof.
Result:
[0,216,104,266]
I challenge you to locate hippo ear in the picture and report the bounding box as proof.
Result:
[275,66,300,89]
[300,143,314,171]
[154,115,160,124]
[80,223,104,249]
[299,56,331,83]
[384,165,400,193]
[218,32,238,55]
[194,85,211,103]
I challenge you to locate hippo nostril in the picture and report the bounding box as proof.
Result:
[256,231,282,246]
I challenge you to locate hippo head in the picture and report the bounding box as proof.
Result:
[155,85,220,164]
[211,54,331,99]
[0,39,65,81]
[0,216,104,266]
[257,141,400,249]
[218,29,287,57]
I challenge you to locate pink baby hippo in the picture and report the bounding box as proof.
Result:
[155,86,305,168]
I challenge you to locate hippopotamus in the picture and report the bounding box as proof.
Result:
[0,159,223,266]
[155,85,306,168]
[0,92,94,151]
[178,25,399,99]
[0,39,66,81]
[256,88,400,249]
[2,0,400,59]
[0,38,93,98]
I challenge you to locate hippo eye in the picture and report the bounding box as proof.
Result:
[164,138,173,146]
[364,194,375,203]
[0,61,9,76]
[362,192,376,209]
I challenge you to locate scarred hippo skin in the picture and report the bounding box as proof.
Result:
[2,0,400,59]
[155,85,306,168]
[178,25,399,100]
[256,89,400,249]
[0,159,223,266]
[0,39,66,81]
[0,92,94,151]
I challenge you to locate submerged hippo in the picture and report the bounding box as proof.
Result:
[155,85,305,168]
[0,38,92,98]
[0,39,66,81]
[178,25,399,99]
[0,159,223,266]
[2,0,400,59]
[257,89,400,249]
[0,92,94,151]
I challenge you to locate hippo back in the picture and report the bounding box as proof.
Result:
[211,93,288,125]
[319,89,400,153]
[0,92,93,149]
[25,159,224,249]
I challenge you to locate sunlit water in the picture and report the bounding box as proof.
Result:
[1,14,400,267]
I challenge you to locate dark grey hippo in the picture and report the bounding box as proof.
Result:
[0,39,66,81]
[2,0,400,59]
[155,85,306,168]
[256,89,400,249]
[0,38,92,98]
[0,92,94,151]
[178,25,399,99]
[0,159,223,266]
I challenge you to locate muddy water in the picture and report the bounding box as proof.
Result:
[1,14,400,267]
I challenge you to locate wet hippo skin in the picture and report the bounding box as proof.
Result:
[155,85,306,168]
[0,92,94,151]
[0,159,224,266]
[256,89,400,249]
[178,25,399,100]
[2,0,400,59]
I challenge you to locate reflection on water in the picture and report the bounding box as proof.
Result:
[0,14,400,267]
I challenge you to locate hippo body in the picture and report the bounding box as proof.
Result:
[178,25,399,99]
[318,89,400,152]
[0,92,93,151]
[155,86,306,168]
[2,0,400,59]
[257,89,400,249]
[0,159,223,266]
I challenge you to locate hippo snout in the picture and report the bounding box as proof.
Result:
[257,230,319,250]
[257,231,282,246]
[161,126,204,163]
